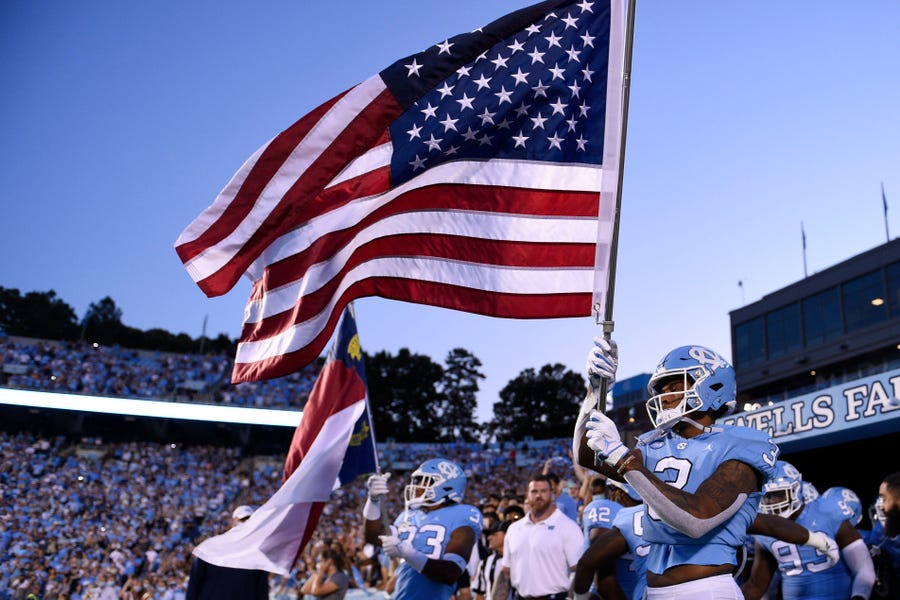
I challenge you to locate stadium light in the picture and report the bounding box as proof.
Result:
[0,388,303,427]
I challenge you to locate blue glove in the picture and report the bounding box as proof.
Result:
[587,337,618,393]
[585,410,628,466]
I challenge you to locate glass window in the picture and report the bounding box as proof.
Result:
[766,303,802,359]
[734,317,765,368]
[802,287,842,346]
[843,270,887,332]
[886,261,900,318]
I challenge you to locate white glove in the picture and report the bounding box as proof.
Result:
[366,472,391,500]
[585,410,628,466]
[363,473,391,520]
[805,531,840,567]
[379,526,427,571]
[587,337,618,393]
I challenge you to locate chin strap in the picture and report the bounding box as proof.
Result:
[637,416,709,445]
[679,416,713,434]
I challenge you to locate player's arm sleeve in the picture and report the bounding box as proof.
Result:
[624,470,746,538]
[842,538,875,599]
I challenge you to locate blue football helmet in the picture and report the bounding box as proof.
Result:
[822,486,864,526]
[760,461,804,518]
[646,345,736,429]
[404,458,466,509]
[870,497,886,528]
[802,481,820,505]
[606,477,641,502]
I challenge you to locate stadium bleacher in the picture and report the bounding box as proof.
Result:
[0,335,576,599]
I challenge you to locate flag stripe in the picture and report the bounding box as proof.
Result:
[258,227,597,306]
[180,77,398,296]
[248,187,600,303]
[175,89,349,256]
[244,235,595,337]
[234,279,590,382]
[245,159,605,283]
[282,359,366,477]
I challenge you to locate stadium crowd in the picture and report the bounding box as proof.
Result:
[0,429,575,600]
[3,426,895,600]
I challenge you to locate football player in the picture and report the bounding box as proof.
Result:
[574,489,838,600]
[859,471,900,599]
[363,458,481,600]
[742,461,876,600]
[574,340,788,599]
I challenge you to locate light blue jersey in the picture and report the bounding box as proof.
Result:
[557,491,580,523]
[755,497,853,600]
[636,424,779,575]
[392,503,482,600]
[612,505,650,600]
[581,498,623,546]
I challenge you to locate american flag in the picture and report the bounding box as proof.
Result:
[176,0,626,383]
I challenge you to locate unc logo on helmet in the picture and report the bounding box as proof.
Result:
[687,346,726,372]
[821,486,863,526]
[404,458,467,509]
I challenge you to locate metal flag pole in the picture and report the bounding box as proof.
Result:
[593,0,637,413]
[348,301,382,476]
[348,302,395,530]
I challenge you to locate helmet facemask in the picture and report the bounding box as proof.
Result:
[760,478,803,518]
[646,368,705,430]
[871,496,887,528]
[404,472,440,509]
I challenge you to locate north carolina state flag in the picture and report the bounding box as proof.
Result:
[192,305,375,575]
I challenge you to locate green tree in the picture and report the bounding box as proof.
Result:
[0,287,79,339]
[205,333,237,355]
[0,286,236,355]
[438,348,484,442]
[488,363,585,441]
[365,348,444,443]
[82,296,124,344]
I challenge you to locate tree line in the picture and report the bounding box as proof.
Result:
[0,286,586,442]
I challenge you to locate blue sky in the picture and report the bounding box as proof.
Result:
[2,1,898,423]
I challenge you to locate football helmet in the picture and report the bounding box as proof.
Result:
[404,458,466,509]
[606,478,642,502]
[802,481,820,505]
[760,461,804,518]
[870,497,886,528]
[646,345,736,429]
[821,486,863,526]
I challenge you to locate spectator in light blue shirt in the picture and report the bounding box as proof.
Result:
[546,471,579,523]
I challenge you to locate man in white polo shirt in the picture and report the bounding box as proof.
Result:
[491,474,583,600]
